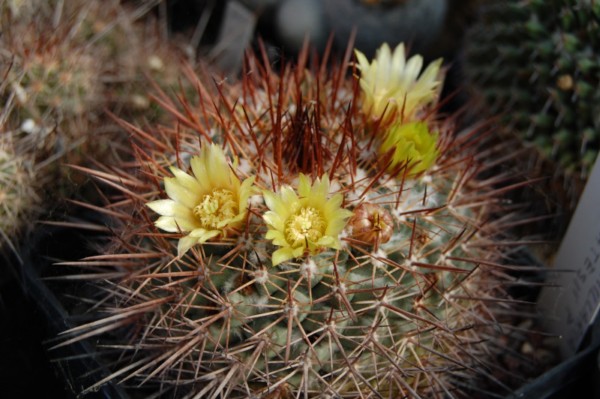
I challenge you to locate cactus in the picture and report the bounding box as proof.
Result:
[0,0,190,250]
[0,135,39,252]
[463,0,600,197]
[55,43,537,398]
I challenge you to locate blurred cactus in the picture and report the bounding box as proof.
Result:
[0,0,192,251]
[0,134,38,253]
[464,0,600,199]
[53,42,541,398]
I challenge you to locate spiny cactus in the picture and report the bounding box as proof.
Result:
[463,0,600,198]
[55,43,538,398]
[0,0,190,251]
[0,134,39,252]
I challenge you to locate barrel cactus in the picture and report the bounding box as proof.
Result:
[0,135,39,251]
[0,0,189,251]
[463,0,600,200]
[56,43,536,398]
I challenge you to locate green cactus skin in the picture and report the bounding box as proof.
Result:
[55,49,537,398]
[464,0,600,185]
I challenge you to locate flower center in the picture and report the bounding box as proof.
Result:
[193,189,237,230]
[285,207,326,248]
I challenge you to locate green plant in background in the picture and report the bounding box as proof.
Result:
[0,135,38,254]
[464,0,600,200]
[0,0,190,251]
[55,43,537,398]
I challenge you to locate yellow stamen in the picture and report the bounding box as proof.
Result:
[193,189,237,229]
[285,207,326,247]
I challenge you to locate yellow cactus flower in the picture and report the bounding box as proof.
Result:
[355,42,443,122]
[380,121,439,176]
[263,174,353,266]
[147,144,255,256]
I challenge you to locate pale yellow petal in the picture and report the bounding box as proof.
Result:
[292,246,305,258]
[378,43,392,79]
[265,230,288,246]
[147,199,194,221]
[325,218,349,237]
[190,155,210,191]
[170,166,202,193]
[263,190,285,217]
[165,177,199,209]
[154,216,180,232]
[323,194,343,215]
[316,235,338,249]
[298,173,311,198]
[263,211,285,231]
[155,215,198,232]
[354,49,370,71]
[272,247,295,266]
[403,55,424,85]
[189,228,220,243]
[391,43,406,75]
[147,199,177,216]
[279,186,298,214]
[313,174,329,199]
[206,144,232,189]
[177,235,200,257]
[418,58,443,88]
[239,176,256,203]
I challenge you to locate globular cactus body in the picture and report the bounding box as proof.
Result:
[0,136,38,248]
[0,0,190,250]
[464,0,600,185]
[57,43,532,398]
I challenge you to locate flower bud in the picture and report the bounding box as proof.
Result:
[349,203,393,245]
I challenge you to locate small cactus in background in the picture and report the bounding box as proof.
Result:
[0,135,39,252]
[463,0,600,202]
[0,0,191,251]
[55,43,537,398]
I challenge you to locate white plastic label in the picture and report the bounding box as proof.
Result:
[538,155,600,357]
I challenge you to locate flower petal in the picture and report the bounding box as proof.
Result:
[272,247,295,266]
[356,42,443,122]
[154,216,180,232]
[170,166,202,193]
[263,211,285,231]
[189,229,220,243]
[265,230,287,246]
[155,215,198,232]
[297,173,312,198]
[147,199,177,216]
[177,235,200,257]
[165,177,200,209]
[239,176,257,205]
[317,235,338,249]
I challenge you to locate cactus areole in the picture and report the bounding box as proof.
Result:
[58,43,532,398]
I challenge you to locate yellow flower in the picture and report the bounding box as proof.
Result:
[355,42,443,122]
[380,121,439,176]
[263,174,353,266]
[147,144,255,256]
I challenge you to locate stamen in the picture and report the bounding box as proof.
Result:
[193,189,237,229]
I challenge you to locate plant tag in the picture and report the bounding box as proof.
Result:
[538,155,600,357]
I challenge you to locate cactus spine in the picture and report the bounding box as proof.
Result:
[464,0,600,197]
[0,0,190,250]
[56,43,534,398]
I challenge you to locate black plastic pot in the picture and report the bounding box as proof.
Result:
[9,222,600,399]
[9,223,129,399]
